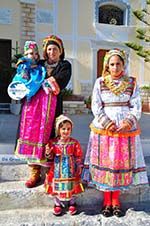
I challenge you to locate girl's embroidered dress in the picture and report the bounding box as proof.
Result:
[45,137,84,200]
[82,75,148,191]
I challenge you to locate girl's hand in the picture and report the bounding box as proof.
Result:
[45,144,50,154]
[45,144,53,159]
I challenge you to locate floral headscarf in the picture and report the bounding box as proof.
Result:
[55,114,73,136]
[24,41,39,55]
[42,35,65,60]
[102,48,127,77]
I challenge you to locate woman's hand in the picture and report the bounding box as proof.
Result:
[42,80,52,94]
[116,120,132,132]
[46,77,60,95]
[106,121,117,132]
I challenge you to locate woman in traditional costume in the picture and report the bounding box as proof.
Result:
[45,115,84,216]
[15,36,71,188]
[82,49,148,217]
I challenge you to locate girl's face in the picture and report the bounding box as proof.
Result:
[108,55,124,78]
[46,44,61,62]
[59,122,72,140]
[25,49,39,60]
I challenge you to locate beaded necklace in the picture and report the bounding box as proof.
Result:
[45,61,58,77]
[104,74,129,96]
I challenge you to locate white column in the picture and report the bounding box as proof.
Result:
[71,0,80,94]
[53,0,58,34]
[91,48,97,86]
[90,40,98,87]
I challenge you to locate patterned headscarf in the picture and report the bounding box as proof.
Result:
[102,48,127,77]
[24,41,39,55]
[104,49,126,65]
[55,114,73,136]
[43,35,64,54]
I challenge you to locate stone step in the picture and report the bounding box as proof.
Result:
[63,101,89,114]
[0,206,150,226]
[0,179,149,211]
[145,156,150,176]
[0,103,10,114]
[0,144,15,155]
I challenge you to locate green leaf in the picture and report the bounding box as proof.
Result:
[145,37,150,42]
[136,34,145,40]
[125,42,142,51]
[133,10,144,20]
[145,57,150,62]
[136,28,146,35]
[124,2,150,63]
[146,0,150,5]
[137,51,147,57]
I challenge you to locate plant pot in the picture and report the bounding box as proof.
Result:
[141,88,150,113]
[86,103,91,109]
[142,102,150,112]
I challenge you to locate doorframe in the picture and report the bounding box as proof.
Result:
[97,49,108,77]
[0,39,12,103]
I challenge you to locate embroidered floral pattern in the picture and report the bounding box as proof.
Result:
[104,75,129,96]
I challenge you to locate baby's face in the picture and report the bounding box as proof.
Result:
[25,49,38,60]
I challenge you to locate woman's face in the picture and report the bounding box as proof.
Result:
[108,55,124,78]
[46,44,61,62]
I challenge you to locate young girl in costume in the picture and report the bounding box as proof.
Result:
[45,115,84,216]
[82,49,148,217]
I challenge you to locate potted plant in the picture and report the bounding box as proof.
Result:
[84,95,91,109]
[61,88,73,100]
[62,88,85,101]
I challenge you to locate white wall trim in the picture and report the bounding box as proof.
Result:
[139,58,145,85]
[71,0,80,94]
[20,0,36,4]
[35,4,37,41]
[72,0,77,57]
[53,0,58,34]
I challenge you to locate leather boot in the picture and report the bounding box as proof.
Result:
[25,165,41,188]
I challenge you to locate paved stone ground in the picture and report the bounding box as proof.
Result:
[0,206,150,226]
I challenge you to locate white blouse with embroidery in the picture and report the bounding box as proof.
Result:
[91,76,142,131]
